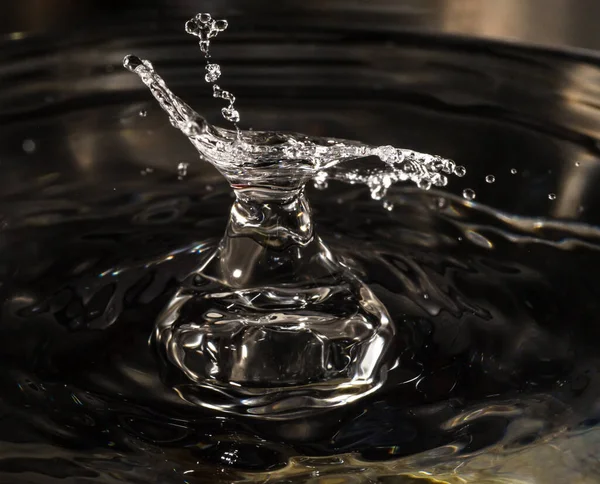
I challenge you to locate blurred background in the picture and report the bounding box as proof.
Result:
[3,0,600,52]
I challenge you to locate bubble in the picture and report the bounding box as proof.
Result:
[485,175,495,184]
[383,200,394,211]
[510,168,518,175]
[22,139,36,154]
[453,165,466,177]
[548,193,557,200]
[462,188,476,201]
[178,162,189,179]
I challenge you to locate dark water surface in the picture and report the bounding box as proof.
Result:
[2,26,600,483]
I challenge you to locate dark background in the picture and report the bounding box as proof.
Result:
[2,0,600,53]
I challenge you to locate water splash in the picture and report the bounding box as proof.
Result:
[121,12,465,418]
[123,14,463,200]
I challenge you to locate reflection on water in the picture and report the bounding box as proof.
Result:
[2,21,600,482]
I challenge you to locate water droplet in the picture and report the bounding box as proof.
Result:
[423,293,430,300]
[213,85,235,102]
[221,107,240,123]
[205,63,221,83]
[462,188,476,201]
[453,165,466,177]
[139,110,147,117]
[383,200,394,211]
[22,139,36,154]
[214,20,228,31]
[485,175,495,184]
[198,13,212,24]
[548,193,557,200]
[417,178,432,190]
[575,161,581,167]
[313,172,328,190]
[178,162,189,179]
[510,168,518,175]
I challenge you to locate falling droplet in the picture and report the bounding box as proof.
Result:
[205,63,221,82]
[462,188,476,201]
[453,165,467,177]
[383,200,394,211]
[485,175,495,184]
[548,193,557,200]
[221,107,240,123]
[510,168,518,175]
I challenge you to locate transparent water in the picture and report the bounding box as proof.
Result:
[1,12,600,484]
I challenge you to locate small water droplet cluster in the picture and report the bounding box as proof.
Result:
[185,13,228,54]
[185,13,240,126]
[178,162,189,179]
[123,13,465,203]
[313,171,329,190]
